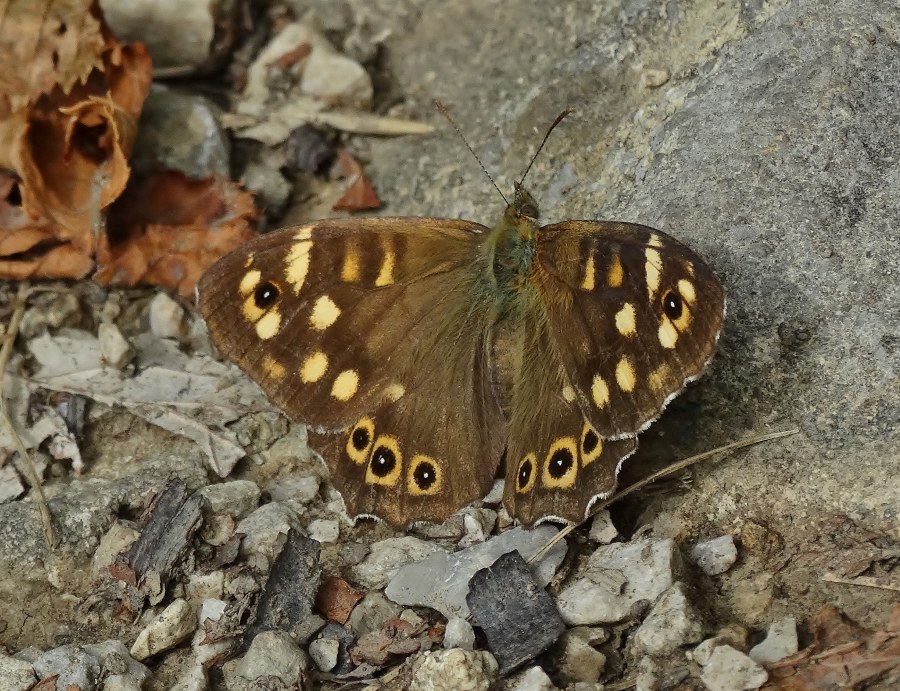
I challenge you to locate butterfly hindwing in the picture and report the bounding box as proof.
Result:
[198,218,505,526]
[502,296,639,525]
[533,221,725,439]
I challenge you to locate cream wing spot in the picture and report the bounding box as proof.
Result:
[591,374,610,408]
[285,238,313,293]
[645,247,662,299]
[309,295,341,331]
[608,254,624,287]
[648,233,664,248]
[562,385,576,403]
[581,250,596,290]
[649,364,671,393]
[678,279,696,304]
[615,302,637,337]
[301,351,329,383]
[375,244,395,287]
[383,382,405,402]
[261,355,285,379]
[341,245,362,283]
[615,357,637,392]
[658,317,679,349]
[239,269,261,296]
[255,309,282,340]
[331,369,360,401]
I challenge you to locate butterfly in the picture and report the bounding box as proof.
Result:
[197,113,725,528]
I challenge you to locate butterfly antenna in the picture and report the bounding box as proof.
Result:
[434,100,509,207]
[516,106,575,192]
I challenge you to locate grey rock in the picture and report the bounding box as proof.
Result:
[385,526,567,619]
[458,508,497,547]
[557,537,683,625]
[749,616,798,665]
[312,622,355,675]
[354,536,446,589]
[241,163,293,218]
[19,293,82,338]
[223,630,308,690]
[691,536,738,576]
[0,464,25,504]
[82,641,150,682]
[347,591,402,638]
[0,654,36,691]
[198,481,261,519]
[410,649,498,691]
[443,617,476,651]
[467,551,565,675]
[557,629,606,684]
[267,475,321,504]
[132,85,230,178]
[148,292,187,342]
[308,637,340,672]
[33,645,101,690]
[237,502,302,564]
[631,582,705,655]
[701,645,768,691]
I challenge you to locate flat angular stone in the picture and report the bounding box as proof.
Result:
[466,551,565,675]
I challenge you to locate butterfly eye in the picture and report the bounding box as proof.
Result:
[663,291,683,320]
[408,455,443,496]
[254,281,280,309]
[548,447,575,479]
[371,446,397,476]
[516,454,537,494]
[352,427,370,451]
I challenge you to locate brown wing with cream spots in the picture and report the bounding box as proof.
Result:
[198,218,505,526]
[534,221,725,439]
[501,293,638,525]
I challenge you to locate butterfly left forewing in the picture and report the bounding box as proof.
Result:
[199,218,506,526]
[534,220,725,439]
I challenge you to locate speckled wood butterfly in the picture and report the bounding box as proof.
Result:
[198,113,724,528]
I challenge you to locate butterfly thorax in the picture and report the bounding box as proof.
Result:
[484,188,541,304]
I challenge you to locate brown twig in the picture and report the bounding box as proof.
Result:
[0,283,57,548]
[527,428,800,565]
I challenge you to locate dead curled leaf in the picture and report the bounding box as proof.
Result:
[0,0,152,277]
[351,617,443,667]
[95,170,259,298]
[763,604,900,690]
[315,576,365,625]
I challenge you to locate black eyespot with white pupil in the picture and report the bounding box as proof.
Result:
[254,281,280,309]
[582,428,599,455]
[413,461,437,490]
[663,291,683,320]
[549,448,574,479]
[518,458,533,489]
[351,427,370,451]
[370,446,396,477]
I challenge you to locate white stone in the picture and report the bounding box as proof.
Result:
[309,637,340,672]
[0,654,37,691]
[98,322,134,369]
[130,599,196,661]
[308,518,340,543]
[588,510,618,544]
[300,48,373,110]
[749,616,798,665]
[701,645,768,691]
[225,630,308,689]
[237,502,300,564]
[505,666,558,691]
[347,591,402,638]
[410,649,498,691]
[185,572,225,605]
[443,617,476,651]
[691,535,738,576]
[148,292,187,341]
[558,629,606,684]
[631,583,705,655]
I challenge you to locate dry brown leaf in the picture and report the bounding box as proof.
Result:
[0,0,107,115]
[332,149,381,212]
[94,170,259,297]
[315,575,365,625]
[763,604,900,690]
